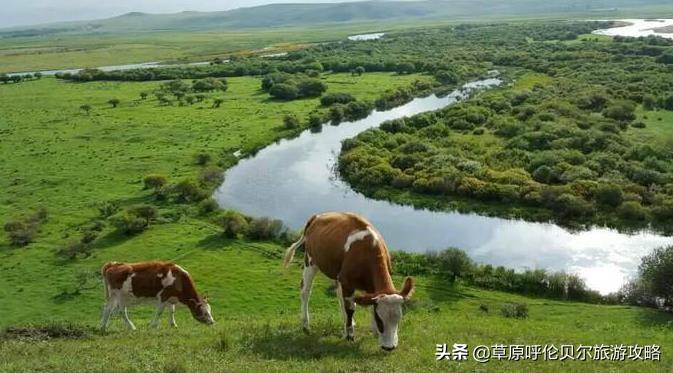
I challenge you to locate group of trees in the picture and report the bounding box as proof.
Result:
[0,72,42,84]
[393,248,602,303]
[338,21,673,230]
[261,72,327,100]
[617,245,673,309]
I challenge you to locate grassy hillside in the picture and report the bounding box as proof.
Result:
[1,239,672,371]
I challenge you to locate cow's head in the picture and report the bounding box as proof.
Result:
[188,296,215,325]
[354,276,414,351]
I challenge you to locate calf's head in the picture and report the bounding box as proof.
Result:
[188,296,215,325]
[354,277,414,351]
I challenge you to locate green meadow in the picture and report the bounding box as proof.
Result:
[3,20,673,371]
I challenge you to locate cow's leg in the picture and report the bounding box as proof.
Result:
[150,302,167,328]
[336,282,356,341]
[100,299,116,331]
[300,264,318,332]
[169,304,177,327]
[121,307,136,331]
[370,307,379,337]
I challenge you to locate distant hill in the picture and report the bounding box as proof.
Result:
[2,0,673,36]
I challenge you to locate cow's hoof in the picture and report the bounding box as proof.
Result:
[346,335,355,342]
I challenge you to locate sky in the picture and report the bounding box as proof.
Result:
[2,0,350,28]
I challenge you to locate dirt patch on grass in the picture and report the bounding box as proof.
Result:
[1,322,91,342]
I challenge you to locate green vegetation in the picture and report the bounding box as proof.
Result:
[3,18,673,371]
[339,22,673,232]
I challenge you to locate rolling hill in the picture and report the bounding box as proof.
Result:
[2,0,673,36]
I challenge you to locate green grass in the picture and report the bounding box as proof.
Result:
[1,237,671,371]
[631,106,673,148]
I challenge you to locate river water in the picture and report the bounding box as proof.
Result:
[593,19,673,39]
[214,79,673,294]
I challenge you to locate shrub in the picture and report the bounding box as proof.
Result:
[269,83,299,100]
[247,217,286,240]
[594,184,623,207]
[143,174,167,191]
[127,205,158,225]
[171,180,208,203]
[111,213,148,235]
[602,100,636,122]
[194,152,212,166]
[617,201,648,221]
[198,167,224,187]
[199,198,220,214]
[501,303,528,319]
[3,220,38,247]
[97,201,120,218]
[283,114,300,129]
[56,240,92,260]
[217,211,249,238]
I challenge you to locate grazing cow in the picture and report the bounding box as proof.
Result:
[100,261,214,331]
[283,212,414,351]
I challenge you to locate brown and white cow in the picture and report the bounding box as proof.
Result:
[283,212,414,351]
[100,261,214,331]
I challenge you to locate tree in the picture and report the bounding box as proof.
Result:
[435,70,459,85]
[185,96,196,105]
[140,92,149,100]
[34,72,43,80]
[80,104,92,115]
[354,66,365,76]
[108,98,120,108]
[436,248,474,283]
[10,75,22,84]
[212,98,224,108]
[269,83,299,100]
[397,62,416,74]
[0,74,9,84]
[595,184,623,207]
[298,79,327,97]
[639,246,673,303]
[192,77,228,92]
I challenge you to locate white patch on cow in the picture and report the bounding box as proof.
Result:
[121,273,135,294]
[161,270,176,288]
[374,294,404,350]
[344,229,371,252]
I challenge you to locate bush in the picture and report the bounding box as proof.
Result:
[194,152,212,166]
[3,220,38,247]
[143,174,167,191]
[594,184,623,207]
[199,199,220,214]
[127,205,158,225]
[56,240,92,260]
[111,213,148,235]
[501,303,529,319]
[618,201,648,221]
[171,179,208,203]
[97,201,120,218]
[198,167,224,187]
[247,217,287,240]
[283,114,300,129]
[269,83,299,100]
[217,211,249,238]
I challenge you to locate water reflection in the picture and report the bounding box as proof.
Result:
[593,19,673,39]
[214,79,673,294]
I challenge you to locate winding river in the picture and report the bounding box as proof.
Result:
[215,79,673,295]
[593,19,673,39]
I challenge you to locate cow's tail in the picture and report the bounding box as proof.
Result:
[101,262,118,300]
[283,234,304,271]
[283,214,318,270]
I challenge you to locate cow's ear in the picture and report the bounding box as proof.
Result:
[399,276,415,300]
[354,293,378,306]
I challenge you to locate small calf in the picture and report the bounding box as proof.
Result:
[100,261,214,331]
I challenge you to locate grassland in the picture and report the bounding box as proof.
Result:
[1,238,672,371]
